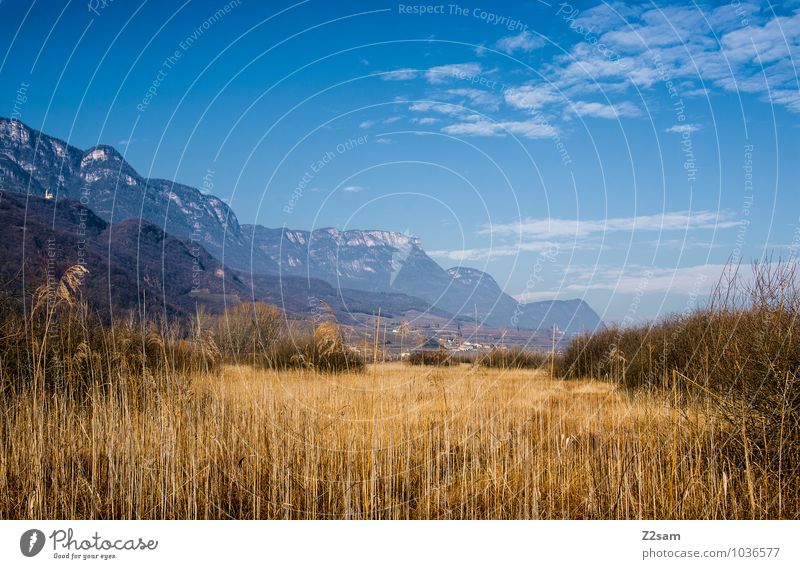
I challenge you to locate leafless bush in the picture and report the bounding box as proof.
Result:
[214,301,285,358]
[259,321,365,373]
[407,348,453,366]
[557,260,800,477]
[479,347,547,369]
[0,266,221,402]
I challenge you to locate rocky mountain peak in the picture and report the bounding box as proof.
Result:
[0,117,32,144]
[448,266,496,282]
[80,145,124,168]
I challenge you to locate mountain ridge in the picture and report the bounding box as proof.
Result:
[0,117,602,333]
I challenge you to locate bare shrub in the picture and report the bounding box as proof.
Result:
[557,260,800,478]
[263,321,365,373]
[479,347,547,369]
[407,348,453,366]
[215,301,284,358]
[0,265,223,402]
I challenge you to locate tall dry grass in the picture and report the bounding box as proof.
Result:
[557,261,800,487]
[0,263,796,519]
[2,359,797,518]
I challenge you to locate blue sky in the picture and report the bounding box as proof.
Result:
[1,0,799,322]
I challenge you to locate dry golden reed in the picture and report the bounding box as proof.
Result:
[1,362,795,519]
[0,263,797,520]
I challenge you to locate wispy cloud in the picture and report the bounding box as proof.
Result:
[666,123,701,134]
[376,3,800,148]
[381,68,419,81]
[425,63,483,84]
[570,100,640,119]
[514,263,728,302]
[561,3,800,113]
[483,210,739,238]
[409,101,467,116]
[360,116,403,129]
[441,118,556,139]
[504,84,560,110]
[444,87,501,111]
[428,241,562,262]
[342,185,364,193]
[496,31,545,54]
[429,210,739,262]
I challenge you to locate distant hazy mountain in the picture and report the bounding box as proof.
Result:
[0,117,602,333]
[242,226,599,332]
[517,299,604,335]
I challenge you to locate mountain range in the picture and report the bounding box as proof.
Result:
[0,117,601,334]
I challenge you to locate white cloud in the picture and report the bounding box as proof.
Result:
[514,263,728,302]
[571,2,644,31]
[769,89,800,114]
[666,123,701,134]
[412,117,440,125]
[501,119,558,138]
[496,31,544,54]
[409,101,465,116]
[425,63,483,84]
[441,118,556,139]
[378,4,800,150]
[383,2,800,151]
[563,264,725,295]
[559,3,800,113]
[504,84,560,110]
[429,241,561,261]
[513,290,568,303]
[441,120,502,137]
[342,185,364,193]
[359,116,403,129]
[381,68,419,81]
[683,88,711,97]
[483,210,739,238]
[445,87,501,111]
[570,100,640,119]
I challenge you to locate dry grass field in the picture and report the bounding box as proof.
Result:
[2,361,793,519]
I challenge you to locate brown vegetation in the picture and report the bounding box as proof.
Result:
[407,348,454,366]
[0,262,797,519]
[479,347,548,369]
[558,261,800,491]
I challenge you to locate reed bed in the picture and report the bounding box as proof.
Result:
[2,362,794,519]
[0,262,796,519]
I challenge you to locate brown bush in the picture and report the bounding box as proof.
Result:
[407,348,453,366]
[479,347,547,369]
[557,260,800,474]
[0,266,220,401]
[215,301,284,358]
